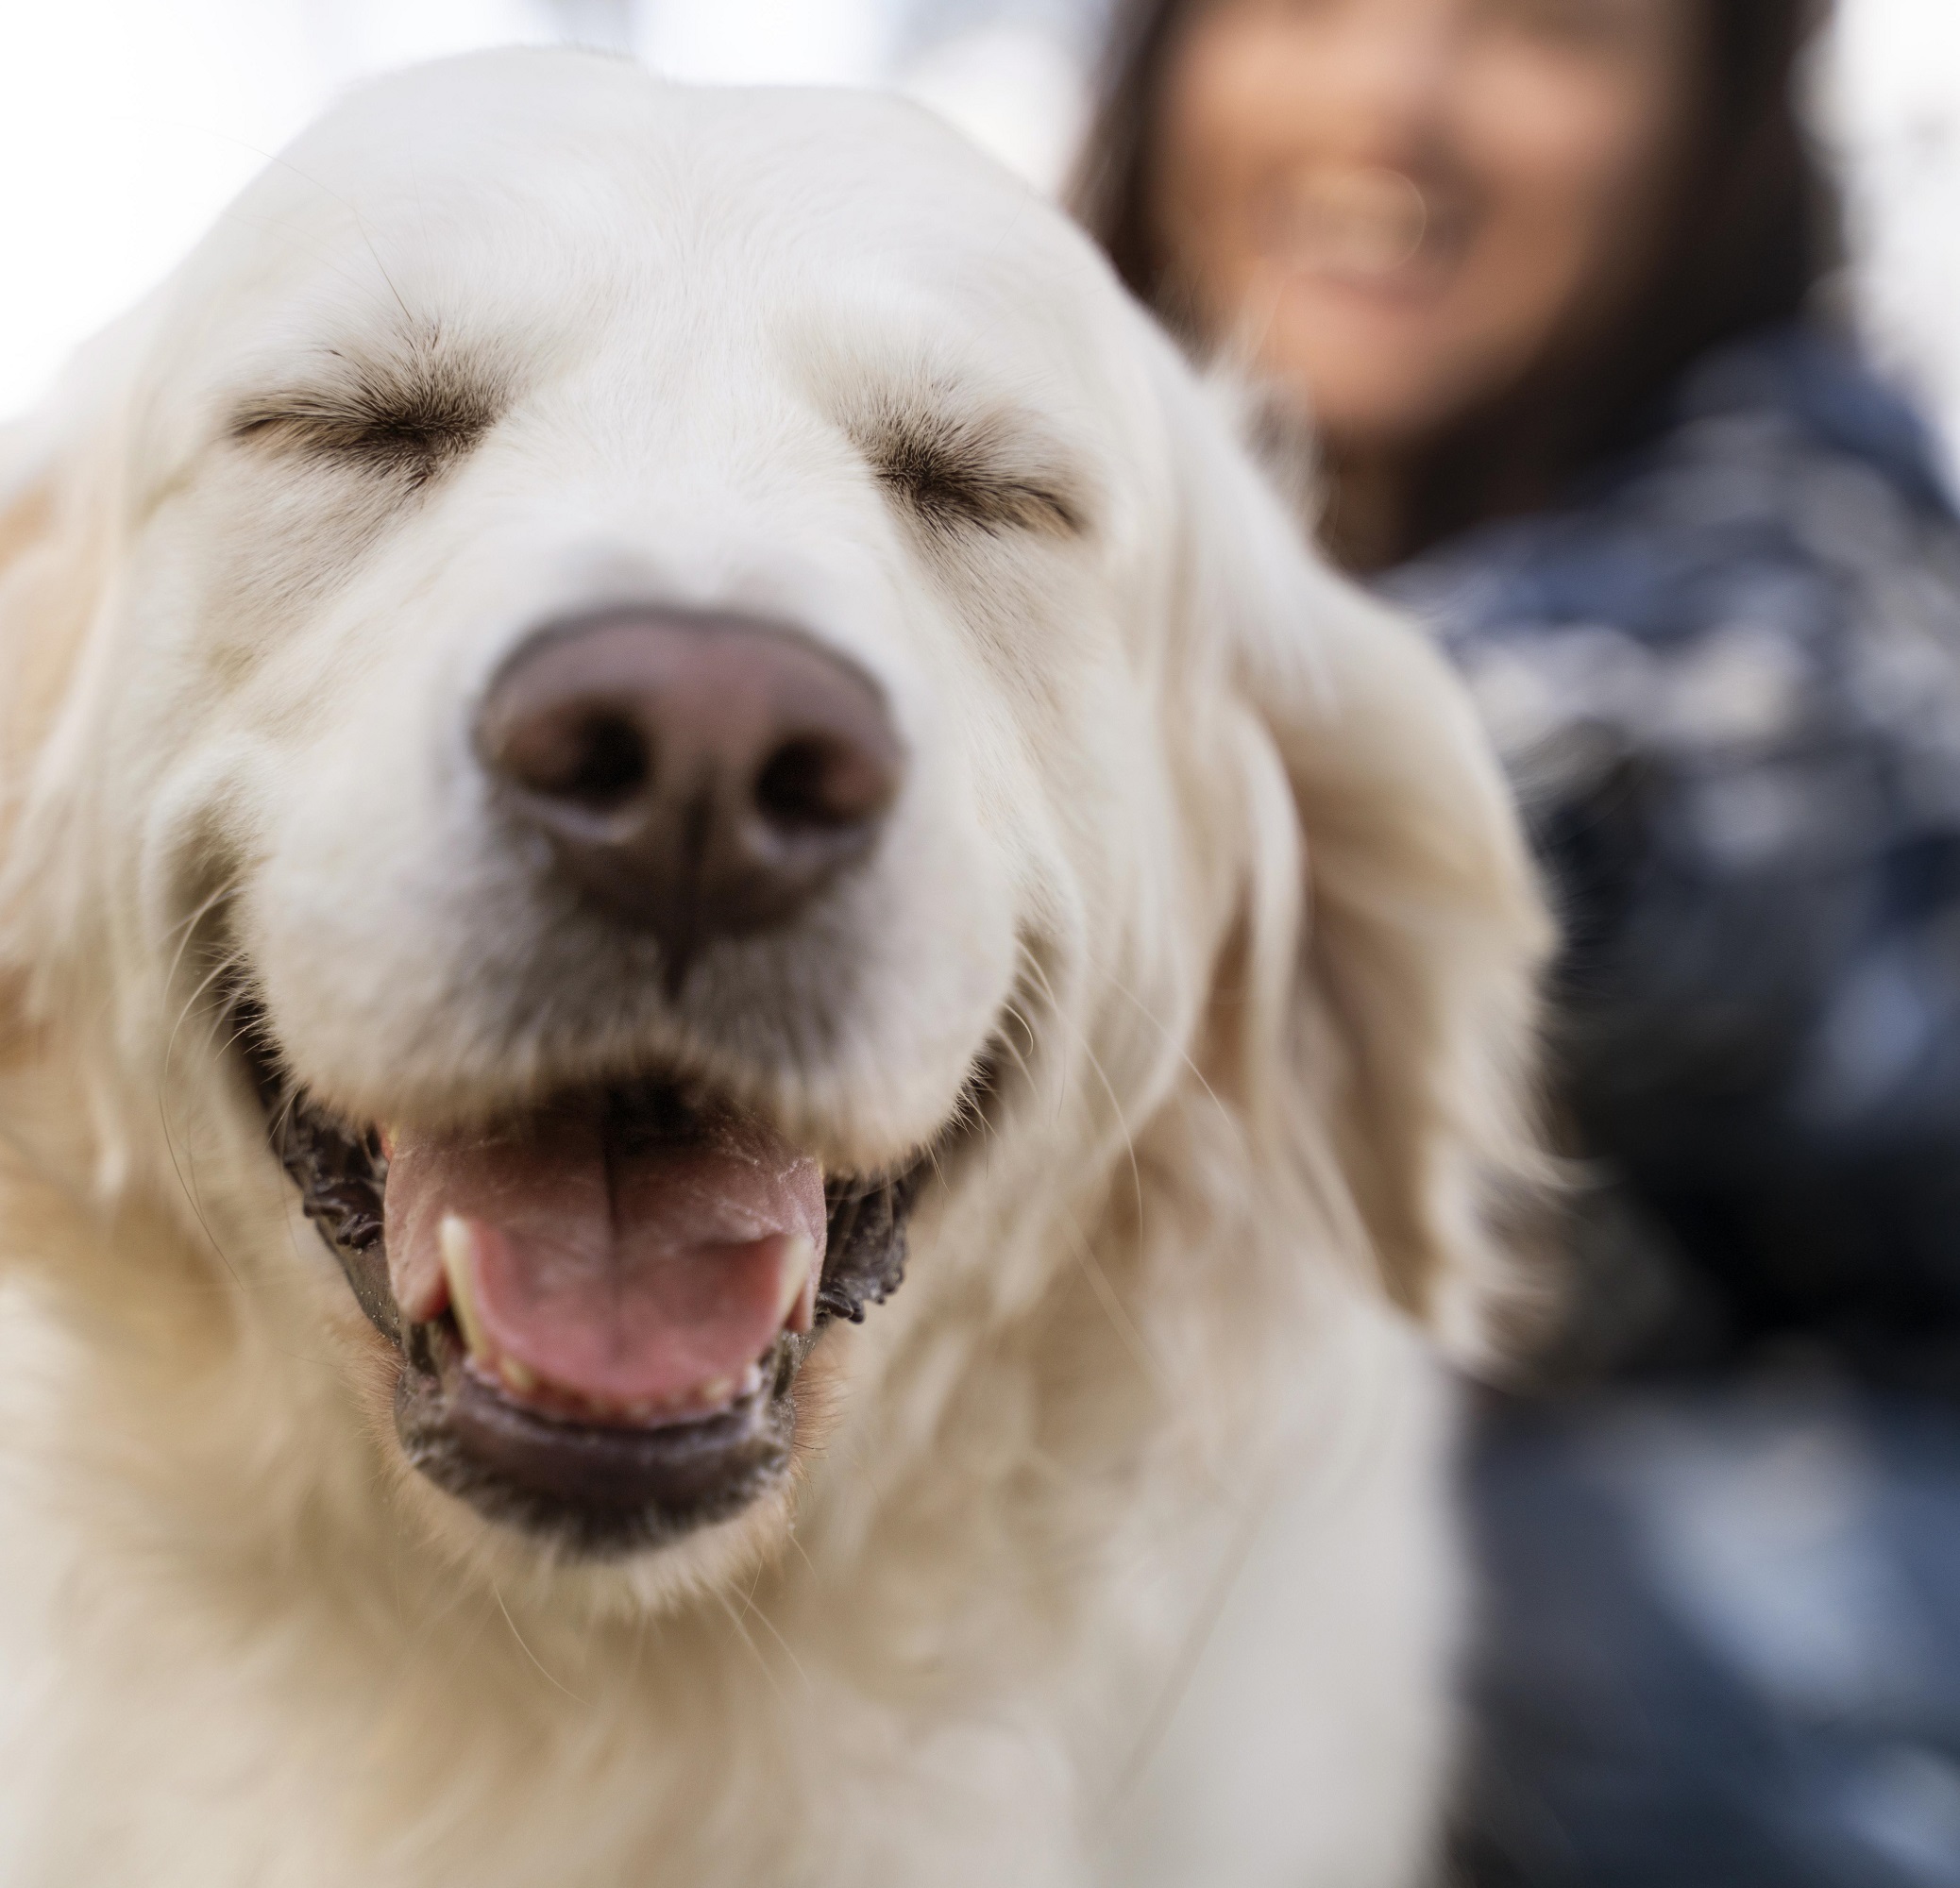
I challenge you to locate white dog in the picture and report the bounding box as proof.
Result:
[0,49,1545,1888]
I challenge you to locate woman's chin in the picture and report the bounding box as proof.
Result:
[1262,347,1473,455]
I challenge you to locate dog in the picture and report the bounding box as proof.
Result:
[0,49,1546,1888]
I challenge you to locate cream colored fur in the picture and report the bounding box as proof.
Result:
[0,50,1546,1888]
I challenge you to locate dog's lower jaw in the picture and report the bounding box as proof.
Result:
[371,1320,843,1623]
[393,1311,804,1558]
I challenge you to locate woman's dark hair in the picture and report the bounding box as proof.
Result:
[1071,0,1841,564]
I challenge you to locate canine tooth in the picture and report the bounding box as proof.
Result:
[439,1214,493,1359]
[738,1361,765,1397]
[695,1374,736,1407]
[498,1356,537,1394]
[776,1234,817,1335]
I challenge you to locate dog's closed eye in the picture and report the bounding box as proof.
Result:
[861,406,1088,545]
[229,347,506,490]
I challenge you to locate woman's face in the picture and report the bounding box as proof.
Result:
[1151,0,1699,450]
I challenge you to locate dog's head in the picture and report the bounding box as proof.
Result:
[0,52,1545,1587]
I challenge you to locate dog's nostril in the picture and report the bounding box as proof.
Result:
[562,713,651,810]
[753,736,885,832]
[491,702,653,813]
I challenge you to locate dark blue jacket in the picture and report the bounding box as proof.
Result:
[1389,327,1960,1375]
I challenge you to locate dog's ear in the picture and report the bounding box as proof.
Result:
[0,337,136,1037]
[0,350,127,795]
[1157,354,1550,1359]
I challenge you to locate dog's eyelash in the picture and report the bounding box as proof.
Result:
[228,366,502,489]
[868,418,1086,543]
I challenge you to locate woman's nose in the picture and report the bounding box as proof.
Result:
[1306,0,1462,157]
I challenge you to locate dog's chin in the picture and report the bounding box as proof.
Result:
[237,1003,925,1562]
[363,1318,840,1617]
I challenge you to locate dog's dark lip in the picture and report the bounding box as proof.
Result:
[230,995,927,1556]
[394,1298,806,1555]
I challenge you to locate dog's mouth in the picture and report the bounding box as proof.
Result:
[243,1017,921,1556]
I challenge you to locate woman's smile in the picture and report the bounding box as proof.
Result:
[1252,161,1472,299]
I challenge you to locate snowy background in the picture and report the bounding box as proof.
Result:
[2,0,1958,492]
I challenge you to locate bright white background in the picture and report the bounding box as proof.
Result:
[1,0,1956,488]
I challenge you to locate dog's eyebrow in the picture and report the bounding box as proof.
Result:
[856,401,1089,544]
[228,343,507,490]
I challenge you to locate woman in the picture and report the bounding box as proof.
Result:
[1074,3,1960,1881]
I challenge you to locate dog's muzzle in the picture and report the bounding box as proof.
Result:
[240,608,925,1556]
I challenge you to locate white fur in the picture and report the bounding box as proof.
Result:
[0,50,1547,1887]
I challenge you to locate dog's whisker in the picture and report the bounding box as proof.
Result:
[730,1578,813,1695]
[711,1588,795,1715]
[492,1584,587,1708]
[154,1088,246,1292]
[159,888,239,991]
[1097,966,1237,1138]
[163,945,246,1067]
[1057,1207,1168,1398]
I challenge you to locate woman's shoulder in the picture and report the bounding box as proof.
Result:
[1387,330,1960,870]
[1384,325,1960,813]
[1672,325,1953,522]
[1395,325,1960,650]
[1390,325,1958,654]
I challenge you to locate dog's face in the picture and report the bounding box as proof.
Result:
[0,53,1543,1587]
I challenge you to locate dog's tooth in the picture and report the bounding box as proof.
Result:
[738,1360,765,1398]
[498,1356,537,1394]
[775,1234,817,1336]
[439,1213,493,1359]
[695,1374,736,1408]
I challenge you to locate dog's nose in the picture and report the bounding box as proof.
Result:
[478,613,902,962]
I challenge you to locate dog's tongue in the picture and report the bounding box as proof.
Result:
[382,1097,824,1416]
